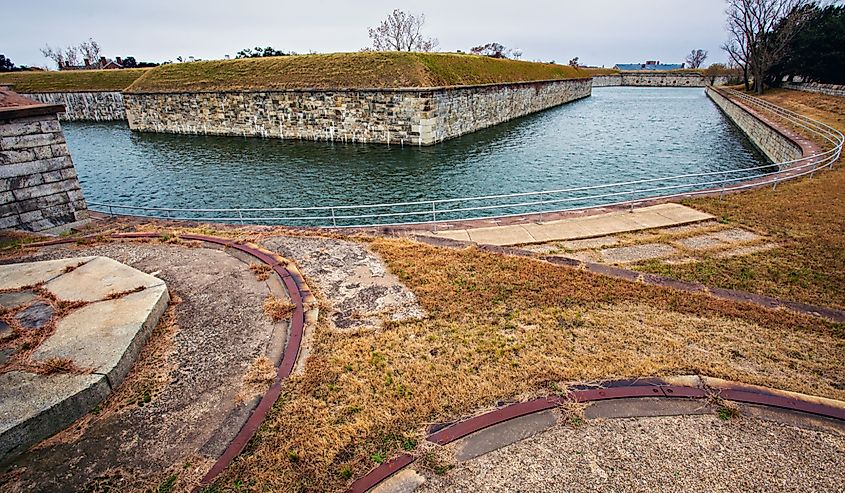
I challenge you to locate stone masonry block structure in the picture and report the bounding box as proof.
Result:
[123,78,592,145]
[706,87,802,165]
[593,73,729,87]
[0,89,88,232]
[22,92,126,121]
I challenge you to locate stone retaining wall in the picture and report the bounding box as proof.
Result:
[706,87,802,165]
[0,104,88,231]
[782,82,845,98]
[21,92,125,121]
[593,73,729,87]
[124,78,592,145]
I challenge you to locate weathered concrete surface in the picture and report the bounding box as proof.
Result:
[0,256,94,289]
[431,204,714,247]
[0,256,169,467]
[371,469,427,493]
[262,235,423,330]
[45,255,164,302]
[1,243,287,492]
[0,371,110,462]
[32,284,170,385]
[419,415,845,493]
[454,410,558,462]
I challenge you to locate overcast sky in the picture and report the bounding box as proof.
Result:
[4,0,731,68]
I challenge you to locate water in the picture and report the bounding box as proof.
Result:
[63,87,770,225]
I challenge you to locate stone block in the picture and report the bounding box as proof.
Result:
[0,371,111,463]
[45,256,165,303]
[0,133,64,151]
[0,257,96,290]
[33,284,170,386]
[0,149,36,166]
[0,119,42,138]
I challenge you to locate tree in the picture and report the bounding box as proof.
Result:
[685,49,708,68]
[767,5,845,84]
[235,46,288,58]
[122,56,138,68]
[78,38,102,65]
[471,42,509,58]
[40,45,64,69]
[511,48,523,60]
[722,0,813,94]
[368,9,438,52]
[0,54,16,72]
[63,46,79,67]
[568,57,580,67]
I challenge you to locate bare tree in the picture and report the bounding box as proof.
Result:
[368,9,439,52]
[40,45,64,69]
[63,46,79,67]
[78,38,102,65]
[568,57,580,68]
[685,49,708,68]
[723,0,813,93]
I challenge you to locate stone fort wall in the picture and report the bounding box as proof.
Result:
[21,92,125,121]
[0,99,88,232]
[782,81,845,98]
[706,87,802,165]
[593,73,729,87]
[123,78,592,146]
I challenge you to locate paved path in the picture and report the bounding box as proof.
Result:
[428,204,714,246]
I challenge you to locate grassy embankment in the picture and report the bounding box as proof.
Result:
[633,89,845,310]
[125,52,615,93]
[0,68,149,92]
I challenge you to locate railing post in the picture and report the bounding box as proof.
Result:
[772,171,780,191]
[108,205,114,217]
[331,208,337,228]
[238,209,244,224]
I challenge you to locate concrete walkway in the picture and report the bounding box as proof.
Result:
[429,204,714,247]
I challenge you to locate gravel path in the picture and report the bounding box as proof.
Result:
[418,415,845,493]
[0,243,285,492]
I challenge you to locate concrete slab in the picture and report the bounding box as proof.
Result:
[32,284,170,386]
[0,291,38,310]
[423,204,714,247]
[560,236,620,251]
[466,225,535,246]
[45,256,164,303]
[600,243,678,264]
[432,230,471,243]
[677,234,726,250]
[454,409,558,462]
[714,243,778,259]
[0,370,110,462]
[370,468,426,493]
[711,228,762,243]
[0,257,95,290]
[584,397,714,420]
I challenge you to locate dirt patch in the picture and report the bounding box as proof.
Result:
[0,243,285,492]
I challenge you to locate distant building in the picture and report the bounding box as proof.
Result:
[614,60,685,71]
[60,56,124,71]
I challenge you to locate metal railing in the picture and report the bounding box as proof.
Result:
[90,88,843,228]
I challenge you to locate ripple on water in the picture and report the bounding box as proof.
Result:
[66,87,770,220]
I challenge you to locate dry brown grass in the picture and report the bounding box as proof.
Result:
[214,238,844,492]
[126,52,595,93]
[634,89,845,309]
[249,263,271,281]
[237,356,277,404]
[263,296,296,322]
[0,68,150,93]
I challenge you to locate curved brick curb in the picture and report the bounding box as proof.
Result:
[348,376,845,493]
[409,234,845,323]
[15,232,317,492]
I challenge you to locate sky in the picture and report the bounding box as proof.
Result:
[3,0,731,69]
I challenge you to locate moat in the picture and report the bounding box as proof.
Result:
[64,87,771,225]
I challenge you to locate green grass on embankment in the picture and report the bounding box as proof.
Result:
[0,68,150,93]
[125,52,617,93]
